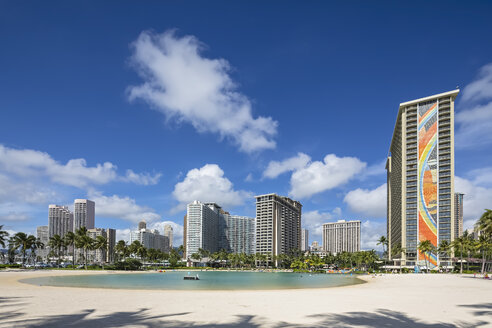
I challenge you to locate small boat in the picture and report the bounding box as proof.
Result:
[184,274,200,280]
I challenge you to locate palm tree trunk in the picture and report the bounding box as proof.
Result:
[460,246,463,274]
[481,251,486,275]
[85,248,88,270]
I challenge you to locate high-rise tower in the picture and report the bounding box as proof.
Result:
[74,199,95,231]
[387,90,458,267]
[255,194,302,266]
[48,205,73,237]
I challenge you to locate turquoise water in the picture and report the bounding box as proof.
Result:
[20,271,363,290]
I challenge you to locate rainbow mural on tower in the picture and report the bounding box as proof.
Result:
[418,101,438,267]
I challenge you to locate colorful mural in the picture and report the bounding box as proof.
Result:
[418,101,438,267]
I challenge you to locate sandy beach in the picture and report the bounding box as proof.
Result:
[0,270,491,327]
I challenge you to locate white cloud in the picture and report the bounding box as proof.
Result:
[361,159,387,178]
[0,173,57,205]
[461,63,492,103]
[88,191,161,223]
[466,166,492,187]
[344,183,387,218]
[302,209,340,243]
[455,102,492,149]
[172,164,252,212]
[0,144,161,189]
[456,63,492,149]
[455,176,492,230]
[290,154,366,199]
[116,228,131,243]
[361,220,386,250]
[127,30,278,153]
[0,212,30,222]
[122,169,162,186]
[244,173,253,182]
[263,153,311,179]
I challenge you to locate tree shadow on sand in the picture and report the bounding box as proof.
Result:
[458,303,492,318]
[1,302,490,327]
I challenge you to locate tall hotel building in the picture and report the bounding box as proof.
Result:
[301,229,309,252]
[322,220,360,254]
[255,194,302,264]
[74,199,95,231]
[48,205,73,238]
[387,90,459,267]
[185,201,220,259]
[454,193,464,239]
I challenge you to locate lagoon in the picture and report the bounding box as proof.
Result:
[20,271,363,290]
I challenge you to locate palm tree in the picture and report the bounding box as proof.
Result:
[0,225,9,249]
[64,231,76,266]
[77,234,94,270]
[477,209,492,235]
[12,232,37,266]
[48,234,65,267]
[476,234,491,274]
[377,236,388,260]
[418,239,434,273]
[137,245,147,266]
[452,236,465,274]
[115,240,128,262]
[93,235,108,269]
[75,227,89,265]
[30,238,45,264]
[438,240,451,272]
[391,243,405,273]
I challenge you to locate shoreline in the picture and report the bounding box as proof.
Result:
[1,270,490,327]
[13,269,368,292]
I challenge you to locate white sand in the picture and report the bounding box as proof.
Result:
[0,270,490,327]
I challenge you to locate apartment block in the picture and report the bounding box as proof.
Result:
[255,194,302,265]
[48,205,73,238]
[322,220,360,254]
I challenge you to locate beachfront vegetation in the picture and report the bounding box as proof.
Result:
[1,209,491,272]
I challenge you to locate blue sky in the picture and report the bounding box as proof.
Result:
[1,1,492,249]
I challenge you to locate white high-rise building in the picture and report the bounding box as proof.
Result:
[301,229,309,252]
[164,224,173,250]
[225,215,256,255]
[48,205,73,238]
[185,201,221,259]
[74,199,95,231]
[322,220,361,254]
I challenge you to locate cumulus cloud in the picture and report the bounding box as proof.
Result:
[116,228,131,243]
[0,173,57,205]
[0,144,161,188]
[263,153,311,179]
[122,169,162,186]
[455,176,492,230]
[456,63,492,149]
[172,164,252,212]
[290,154,366,199]
[127,30,278,153]
[88,191,161,223]
[361,219,386,250]
[344,183,387,218]
[0,212,30,222]
[303,208,341,243]
[461,63,492,103]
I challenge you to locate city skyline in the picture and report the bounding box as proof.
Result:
[1,2,492,251]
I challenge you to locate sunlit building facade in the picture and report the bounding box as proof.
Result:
[387,90,459,267]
